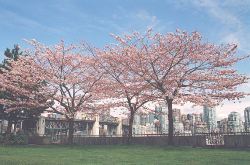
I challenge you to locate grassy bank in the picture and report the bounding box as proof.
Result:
[0,145,249,165]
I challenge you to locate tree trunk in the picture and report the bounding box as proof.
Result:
[6,119,12,134]
[127,110,135,144]
[13,122,17,135]
[166,97,174,145]
[68,119,74,144]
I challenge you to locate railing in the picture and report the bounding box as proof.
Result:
[43,132,250,139]
[194,132,250,136]
[132,134,167,137]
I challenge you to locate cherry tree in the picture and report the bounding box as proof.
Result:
[0,59,49,109]
[109,29,249,145]
[0,40,103,144]
[0,55,50,134]
[0,45,45,134]
[95,47,156,141]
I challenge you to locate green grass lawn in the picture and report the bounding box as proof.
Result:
[0,145,250,165]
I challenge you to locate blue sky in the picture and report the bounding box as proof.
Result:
[0,0,250,118]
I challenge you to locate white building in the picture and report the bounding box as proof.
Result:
[203,106,217,132]
[228,112,244,133]
[244,107,250,132]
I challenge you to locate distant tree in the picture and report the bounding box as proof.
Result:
[0,45,22,133]
[109,29,249,145]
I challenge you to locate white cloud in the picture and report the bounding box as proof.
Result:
[132,9,173,33]
[172,0,250,53]
[191,0,241,28]
[0,9,62,34]
[136,10,157,22]
[221,0,250,8]
[221,33,240,45]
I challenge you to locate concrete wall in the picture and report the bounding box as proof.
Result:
[28,136,51,145]
[28,135,250,148]
[45,135,207,146]
[224,135,250,148]
[70,136,206,147]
